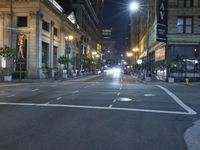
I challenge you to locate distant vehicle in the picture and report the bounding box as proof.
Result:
[124,69,131,75]
[93,69,101,75]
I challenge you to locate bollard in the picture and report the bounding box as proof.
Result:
[185,78,189,85]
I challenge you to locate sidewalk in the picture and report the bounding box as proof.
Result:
[0,74,96,84]
[132,74,200,86]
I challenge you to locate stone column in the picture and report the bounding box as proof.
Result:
[5,13,12,47]
[0,13,4,47]
[60,27,66,56]
[50,21,54,70]
[28,11,43,78]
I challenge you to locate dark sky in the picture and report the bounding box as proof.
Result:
[103,0,130,56]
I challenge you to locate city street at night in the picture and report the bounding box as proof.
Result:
[0,70,199,150]
[0,0,200,149]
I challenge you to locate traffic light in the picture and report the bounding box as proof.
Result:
[194,48,199,58]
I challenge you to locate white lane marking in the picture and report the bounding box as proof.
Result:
[109,104,112,108]
[7,95,15,98]
[117,97,132,102]
[119,87,122,90]
[84,86,89,88]
[144,94,156,97]
[113,98,117,103]
[0,102,195,115]
[72,90,79,94]
[32,89,39,92]
[0,83,25,88]
[156,85,197,115]
[117,92,120,96]
[45,102,50,105]
[56,97,62,100]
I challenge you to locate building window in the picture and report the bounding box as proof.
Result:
[177,0,193,7]
[42,20,49,32]
[197,17,200,33]
[17,16,27,27]
[53,46,57,68]
[177,0,184,7]
[177,17,193,33]
[42,42,49,67]
[54,28,58,36]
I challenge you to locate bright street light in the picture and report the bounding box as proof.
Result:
[65,35,74,41]
[132,48,139,52]
[127,52,133,57]
[129,1,139,11]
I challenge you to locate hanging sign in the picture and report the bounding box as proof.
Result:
[157,0,168,42]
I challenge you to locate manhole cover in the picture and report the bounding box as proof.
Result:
[144,94,156,97]
[117,97,132,102]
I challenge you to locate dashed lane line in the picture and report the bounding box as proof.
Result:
[56,97,62,100]
[7,95,15,98]
[31,89,39,92]
[113,98,117,103]
[117,92,120,96]
[72,90,79,94]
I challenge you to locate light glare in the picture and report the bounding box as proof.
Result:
[130,1,139,11]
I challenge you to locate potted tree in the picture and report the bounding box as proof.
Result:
[58,55,69,78]
[70,55,81,77]
[0,46,18,81]
[165,59,174,83]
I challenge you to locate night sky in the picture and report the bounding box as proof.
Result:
[103,0,130,56]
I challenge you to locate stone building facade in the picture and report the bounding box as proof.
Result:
[0,0,88,78]
[130,0,200,81]
[71,0,104,58]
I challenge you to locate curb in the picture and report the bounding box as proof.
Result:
[184,119,200,150]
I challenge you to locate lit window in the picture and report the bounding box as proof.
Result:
[185,18,192,33]
[177,17,193,33]
[177,17,184,33]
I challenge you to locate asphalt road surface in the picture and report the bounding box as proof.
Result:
[0,70,199,150]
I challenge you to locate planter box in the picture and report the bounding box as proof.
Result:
[145,77,151,81]
[168,77,174,83]
[4,76,12,81]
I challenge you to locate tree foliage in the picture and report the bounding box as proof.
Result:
[57,56,69,64]
[0,45,18,60]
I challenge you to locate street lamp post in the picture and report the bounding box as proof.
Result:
[65,35,74,78]
[127,52,133,66]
